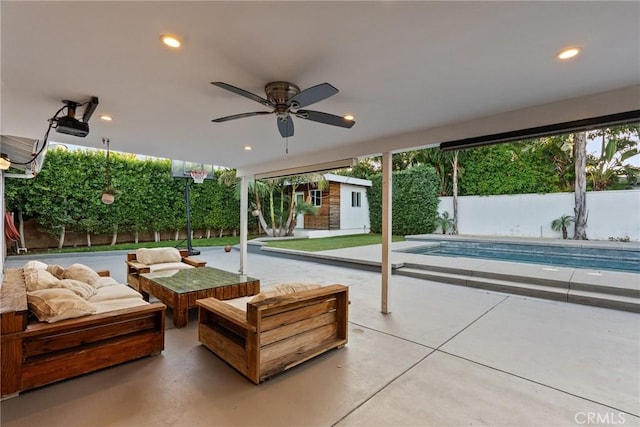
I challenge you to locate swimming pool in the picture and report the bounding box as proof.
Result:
[397,240,640,273]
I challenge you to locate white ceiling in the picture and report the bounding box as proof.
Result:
[2,1,639,176]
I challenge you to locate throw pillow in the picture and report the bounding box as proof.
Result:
[136,247,182,265]
[249,283,322,303]
[63,264,102,287]
[57,279,98,299]
[27,288,96,323]
[23,260,48,270]
[24,268,60,292]
[46,264,66,279]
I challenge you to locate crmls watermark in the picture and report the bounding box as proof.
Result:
[575,412,627,425]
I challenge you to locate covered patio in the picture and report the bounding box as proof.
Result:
[2,247,638,426]
[1,2,639,425]
[2,0,639,310]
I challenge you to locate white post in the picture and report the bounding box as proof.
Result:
[381,151,392,314]
[239,175,249,275]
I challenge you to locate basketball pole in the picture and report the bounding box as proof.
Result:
[184,177,200,256]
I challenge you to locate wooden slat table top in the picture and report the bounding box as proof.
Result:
[140,266,259,294]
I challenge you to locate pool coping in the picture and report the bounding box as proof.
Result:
[252,237,640,312]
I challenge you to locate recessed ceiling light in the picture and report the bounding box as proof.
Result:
[100,115,113,121]
[244,146,252,151]
[161,34,181,48]
[344,114,355,121]
[557,47,580,60]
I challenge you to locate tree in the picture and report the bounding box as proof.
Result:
[551,214,574,239]
[217,170,323,238]
[435,211,455,235]
[573,131,588,240]
[533,135,575,191]
[459,143,560,195]
[451,151,459,234]
[586,124,640,190]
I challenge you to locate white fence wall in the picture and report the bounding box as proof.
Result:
[438,190,640,241]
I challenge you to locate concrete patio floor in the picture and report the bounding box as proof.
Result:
[1,246,639,427]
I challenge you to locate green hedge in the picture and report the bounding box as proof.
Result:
[368,165,439,235]
[4,148,240,244]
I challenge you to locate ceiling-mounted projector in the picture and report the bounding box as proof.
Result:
[54,97,99,138]
[55,115,90,137]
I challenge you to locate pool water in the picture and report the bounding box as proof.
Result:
[397,241,640,273]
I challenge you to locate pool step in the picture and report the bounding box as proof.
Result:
[396,266,640,313]
[401,262,640,298]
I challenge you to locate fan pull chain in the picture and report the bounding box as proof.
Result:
[286,137,289,154]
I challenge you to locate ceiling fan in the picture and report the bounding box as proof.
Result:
[210,81,355,138]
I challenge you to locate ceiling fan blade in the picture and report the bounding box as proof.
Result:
[211,82,273,108]
[277,116,294,138]
[212,111,272,123]
[289,83,338,108]
[294,110,355,128]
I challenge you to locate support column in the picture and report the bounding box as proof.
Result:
[239,175,249,275]
[381,151,392,314]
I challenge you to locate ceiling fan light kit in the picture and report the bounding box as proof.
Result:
[210,81,355,139]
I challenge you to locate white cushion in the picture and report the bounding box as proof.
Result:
[23,260,48,270]
[222,295,253,312]
[46,264,66,279]
[27,288,96,323]
[88,285,143,303]
[149,262,194,273]
[63,264,102,287]
[249,283,322,303]
[98,276,119,287]
[57,279,97,299]
[136,247,182,265]
[92,297,149,314]
[24,268,60,292]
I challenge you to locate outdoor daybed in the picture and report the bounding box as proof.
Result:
[0,262,166,399]
[197,283,349,384]
[126,247,206,292]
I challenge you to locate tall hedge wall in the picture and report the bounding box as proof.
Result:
[368,165,439,235]
[4,148,240,247]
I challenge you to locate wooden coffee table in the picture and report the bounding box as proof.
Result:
[139,267,260,328]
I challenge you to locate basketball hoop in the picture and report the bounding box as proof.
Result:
[189,170,208,184]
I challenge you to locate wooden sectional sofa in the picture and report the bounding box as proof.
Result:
[1,266,165,399]
[197,284,349,384]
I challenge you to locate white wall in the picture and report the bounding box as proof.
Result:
[438,190,640,241]
[340,183,370,232]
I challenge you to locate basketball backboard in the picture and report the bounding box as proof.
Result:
[170,159,215,179]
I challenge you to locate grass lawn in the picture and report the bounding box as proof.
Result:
[265,233,405,252]
[23,233,405,255]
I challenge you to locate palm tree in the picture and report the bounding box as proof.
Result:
[435,211,455,235]
[218,169,326,237]
[551,214,575,239]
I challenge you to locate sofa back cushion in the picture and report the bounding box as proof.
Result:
[27,288,96,323]
[23,260,49,270]
[57,279,98,299]
[249,283,322,303]
[24,268,60,292]
[136,247,182,265]
[63,264,102,288]
[46,264,66,279]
